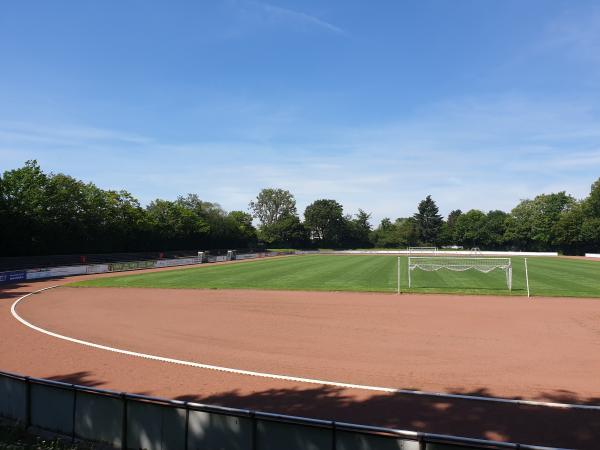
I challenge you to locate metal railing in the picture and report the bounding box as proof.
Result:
[0,371,564,450]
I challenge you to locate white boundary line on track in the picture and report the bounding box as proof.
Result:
[10,286,600,411]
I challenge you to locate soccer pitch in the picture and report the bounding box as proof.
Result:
[70,254,600,297]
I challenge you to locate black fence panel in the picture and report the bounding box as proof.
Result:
[0,371,562,450]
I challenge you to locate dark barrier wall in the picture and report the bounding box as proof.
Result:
[0,251,294,284]
[0,371,556,450]
[0,248,268,271]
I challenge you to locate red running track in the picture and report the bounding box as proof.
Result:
[2,269,600,448]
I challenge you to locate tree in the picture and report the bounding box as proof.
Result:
[505,192,574,250]
[227,211,258,247]
[370,218,398,248]
[483,210,509,249]
[503,199,535,250]
[0,162,261,255]
[553,203,586,254]
[553,180,600,254]
[437,209,463,246]
[304,199,345,246]
[581,218,600,252]
[396,217,419,247]
[345,209,372,247]
[453,210,488,248]
[379,218,393,231]
[447,209,462,229]
[583,178,600,218]
[413,195,443,244]
[0,160,49,255]
[146,199,210,249]
[3,160,597,256]
[249,188,297,227]
[258,214,309,247]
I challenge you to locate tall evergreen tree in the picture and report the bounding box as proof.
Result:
[447,209,462,229]
[413,195,443,244]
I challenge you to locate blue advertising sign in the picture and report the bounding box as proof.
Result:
[0,270,27,284]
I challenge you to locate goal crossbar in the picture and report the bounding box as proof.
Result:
[408,247,438,254]
[408,256,512,290]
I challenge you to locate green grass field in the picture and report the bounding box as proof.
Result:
[70,255,600,297]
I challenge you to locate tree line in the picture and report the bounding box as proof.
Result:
[1,161,599,256]
[373,188,600,254]
[0,161,256,256]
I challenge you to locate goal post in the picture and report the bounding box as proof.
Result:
[397,256,401,294]
[408,246,438,254]
[525,257,530,298]
[408,256,512,291]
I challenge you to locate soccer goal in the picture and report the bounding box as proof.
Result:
[408,256,512,291]
[408,246,438,254]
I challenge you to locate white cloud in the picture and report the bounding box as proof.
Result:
[251,1,345,35]
[221,0,346,38]
[0,121,152,147]
[2,93,599,223]
[542,7,600,64]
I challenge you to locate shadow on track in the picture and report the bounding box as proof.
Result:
[45,371,106,388]
[0,283,31,300]
[174,385,600,449]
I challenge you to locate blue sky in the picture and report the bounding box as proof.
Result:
[1,0,600,223]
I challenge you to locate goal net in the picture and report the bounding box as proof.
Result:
[408,256,512,291]
[408,247,438,254]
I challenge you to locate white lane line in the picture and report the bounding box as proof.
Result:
[10,286,600,411]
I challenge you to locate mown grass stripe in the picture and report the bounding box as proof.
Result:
[70,255,600,297]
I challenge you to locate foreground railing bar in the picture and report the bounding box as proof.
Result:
[332,421,564,450]
[253,410,333,427]
[186,400,255,417]
[1,370,28,381]
[0,370,572,450]
[26,376,124,399]
[123,391,188,407]
[418,432,566,450]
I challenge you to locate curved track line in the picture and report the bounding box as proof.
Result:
[10,286,600,411]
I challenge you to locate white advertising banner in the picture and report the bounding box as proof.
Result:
[153,257,200,268]
[340,250,559,257]
[26,265,87,280]
[86,264,110,274]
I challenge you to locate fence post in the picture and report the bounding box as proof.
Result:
[420,435,426,450]
[184,403,189,450]
[71,386,77,442]
[251,411,257,450]
[121,393,128,450]
[331,421,337,450]
[25,377,31,428]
